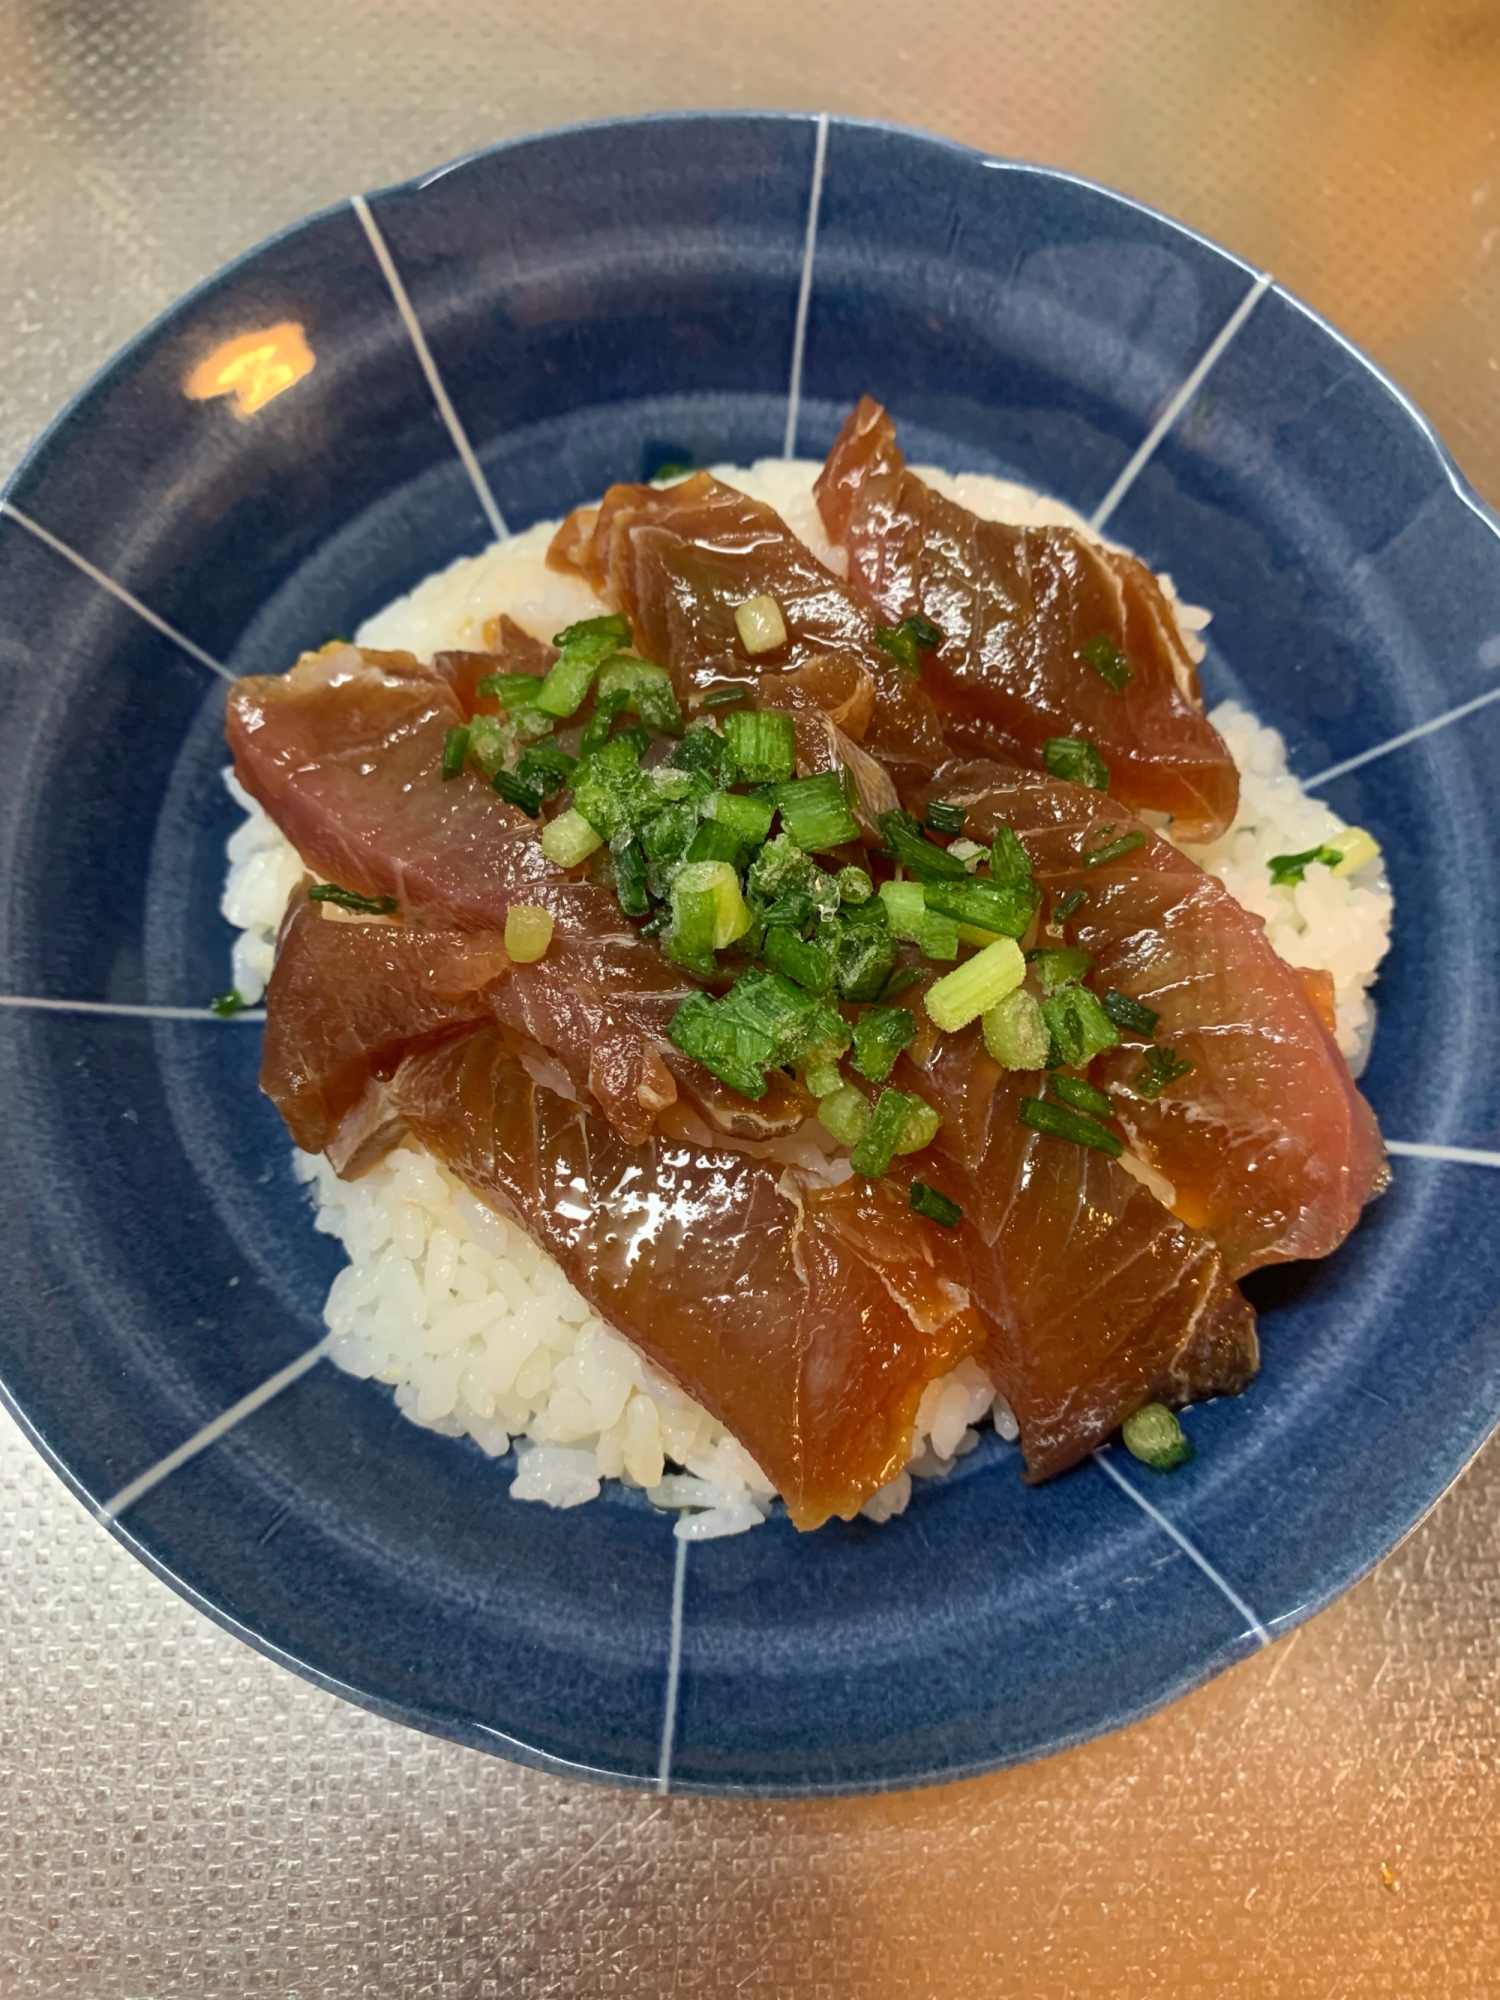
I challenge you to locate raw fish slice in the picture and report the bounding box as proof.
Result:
[816,398,1240,841]
[919,760,1385,1276]
[226,644,616,935]
[392,1025,984,1528]
[548,471,952,767]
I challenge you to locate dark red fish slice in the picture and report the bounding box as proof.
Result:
[391,1024,984,1528]
[816,397,1240,842]
[226,644,615,935]
[917,760,1386,1277]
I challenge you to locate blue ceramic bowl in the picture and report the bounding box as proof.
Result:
[3,113,1499,1796]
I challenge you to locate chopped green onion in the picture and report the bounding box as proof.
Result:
[819,1084,873,1148]
[491,768,542,816]
[925,800,967,836]
[733,594,789,655]
[578,686,632,756]
[610,831,651,917]
[1080,633,1133,691]
[572,737,657,838]
[1101,988,1160,1038]
[925,938,1027,1033]
[821,906,901,1002]
[1050,1073,1113,1119]
[671,860,752,952]
[539,808,604,868]
[989,824,1034,891]
[921,878,1038,940]
[878,878,928,941]
[747,834,816,903]
[1031,945,1093,995]
[1268,844,1339,886]
[947,837,987,871]
[955,922,1005,949]
[908,1181,962,1228]
[554,613,632,652]
[441,725,470,781]
[1133,1045,1194,1098]
[308,883,398,916]
[670,724,736,785]
[685,818,746,868]
[1122,1402,1194,1471]
[638,798,701,896]
[476,671,545,712]
[667,990,771,1098]
[835,865,874,905]
[1326,825,1381,877]
[535,636,615,718]
[595,654,683,735]
[651,461,694,483]
[516,740,576,797]
[877,966,924,1004]
[1053,887,1087,922]
[851,1007,916,1084]
[723,707,796,784]
[873,613,942,674]
[776,771,860,850]
[638,910,670,938]
[893,1097,942,1154]
[1083,827,1148,870]
[466,713,512,776]
[799,1039,847,1098]
[918,910,960,961]
[701,685,751,710]
[878,810,969,881]
[851,1088,920,1177]
[209,989,244,1018]
[1017,1094,1123,1157]
[982,988,1049,1069]
[704,789,775,846]
[1040,984,1121,1068]
[1045,737,1110,791]
[617,722,654,760]
[762,923,832,994]
[504,904,554,962]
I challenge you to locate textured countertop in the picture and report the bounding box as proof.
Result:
[4,3,1499,1993]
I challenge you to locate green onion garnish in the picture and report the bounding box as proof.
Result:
[209,989,245,1018]
[703,789,775,846]
[441,725,470,781]
[762,924,833,994]
[836,865,874,905]
[918,910,960,961]
[553,613,632,652]
[491,768,542,816]
[684,817,745,868]
[1017,1095,1123,1157]
[1122,1402,1194,1471]
[925,800,967,836]
[1030,945,1093,995]
[1044,737,1110,791]
[908,1181,962,1228]
[515,740,576,798]
[925,938,1027,1033]
[851,1087,920,1177]
[666,861,752,974]
[877,967,924,1004]
[877,810,970,882]
[722,707,796,784]
[746,833,817,903]
[1083,827,1148,870]
[476,671,546,711]
[851,1006,916,1085]
[1053,887,1087,922]
[894,1097,942,1154]
[982,987,1049,1069]
[1050,1073,1113,1119]
[776,771,860,850]
[990,824,1034,891]
[308,883,399,916]
[877,878,928,941]
[651,461,694,483]
[466,713,513,776]
[1101,988,1159,1038]
[595,654,683,735]
[1039,984,1121,1068]
[638,910,669,938]
[667,989,771,1097]
[571,736,658,838]
[1133,1046,1194,1098]
[822,906,901,1002]
[610,831,651,917]
[534,616,633,719]
[1080,633,1134,691]
[873,613,942,674]
[670,724,736,785]
[538,808,603,868]
[921,876,1039,940]
[1268,844,1341,886]
[818,1083,872,1148]
[578,686,631,757]
[701,685,751,710]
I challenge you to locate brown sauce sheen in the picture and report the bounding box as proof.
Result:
[816,397,1241,843]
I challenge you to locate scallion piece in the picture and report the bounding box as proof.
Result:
[1040,984,1120,1068]
[491,768,542,816]
[441,725,470,781]
[1054,887,1087,922]
[651,460,693,483]
[873,613,942,674]
[919,910,960,961]
[733,594,789,655]
[476,671,545,711]
[776,771,859,851]
[571,736,658,838]
[504,904,554,962]
[835,865,874,905]
[515,740,576,799]
[982,988,1049,1069]
[723,707,796,784]
[1133,1045,1194,1098]
[670,724,736,785]
[1017,1094,1123,1157]
[466,713,512,776]
[307,883,398,916]
[579,685,632,757]
[209,989,244,1018]
[1031,945,1093,995]
[819,1084,873,1148]
[1122,1402,1194,1471]
[1083,827,1148,870]
[1101,988,1159,1038]
[924,938,1026,1033]
[638,910,669,938]
[1268,843,1341,886]
[878,878,928,941]
[554,613,631,652]
[893,1097,942,1155]
[877,810,970,882]
[671,860,752,952]
[685,818,746,868]
[800,1039,847,1098]
[921,877,1038,940]
[539,808,604,868]
[719,969,848,1065]
[1050,1073,1113,1119]
[1080,633,1133,691]
[667,990,771,1098]
[925,800,967,836]
[701,685,751,710]
[704,789,775,846]
[594,654,683,734]
[1044,737,1110,791]
[909,1181,962,1228]
[534,616,632,719]
[877,967,924,1004]
[850,1087,919,1177]
[610,831,651,917]
[762,924,832,994]
[851,1007,916,1085]
[990,824,1034,891]
[821,906,901,1002]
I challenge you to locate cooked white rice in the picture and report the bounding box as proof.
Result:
[224,458,1391,1535]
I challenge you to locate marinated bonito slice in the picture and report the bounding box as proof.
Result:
[816,397,1240,841]
[392,1025,984,1528]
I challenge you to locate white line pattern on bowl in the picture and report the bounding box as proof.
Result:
[657,1536,689,1794]
[1303,677,1500,787]
[782,111,830,461]
[1091,1448,1273,1648]
[0,996,266,1022]
[1384,1139,1500,1168]
[349,192,510,545]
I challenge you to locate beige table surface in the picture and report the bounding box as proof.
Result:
[4,3,1500,1994]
